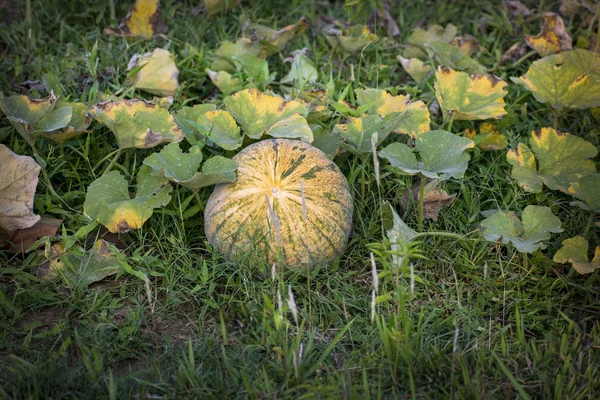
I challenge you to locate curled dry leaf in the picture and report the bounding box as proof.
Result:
[128,48,179,96]
[89,99,184,149]
[105,0,167,39]
[0,145,40,231]
[500,43,528,64]
[524,13,572,57]
[404,180,456,221]
[0,217,61,253]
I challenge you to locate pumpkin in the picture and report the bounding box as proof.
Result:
[204,139,353,267]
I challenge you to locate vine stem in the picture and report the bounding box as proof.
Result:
[417,175,426,227]
[102,149,122,175]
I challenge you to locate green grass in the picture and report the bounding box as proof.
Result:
[1,0,600,398]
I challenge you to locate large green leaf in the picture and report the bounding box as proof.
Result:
[379,130,474,180]
[224,89,312,142]
[511,49,600,110]
[89,99,184,149]
[434,66,508,120]
[143,142,236,191]
[553,236,600,274]
[195,110,242,150]
[507,128,597,193]
[480,205,563,253]
[568,174,600,212]
[333,114,391,154]
[83,165,172,233]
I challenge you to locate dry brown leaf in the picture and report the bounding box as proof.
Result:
[0,217,61,253]
[503,1,533,17]
[524,13,572,56]
[402,180,457,221]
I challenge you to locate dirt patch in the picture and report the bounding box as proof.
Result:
[143,318,198,345]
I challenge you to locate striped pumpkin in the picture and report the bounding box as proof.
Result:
[204,139,353,267]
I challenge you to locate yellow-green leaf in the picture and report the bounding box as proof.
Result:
[204,0,240,18]
[205,68,243,96]
[524,12,572,56]
[0,91,56,125]
[567,174,600,212]
[0,145,41,231]
[105,0,167,39]
[129,48,179,96]
[473,122,508,151]
[397,56,433,83]
[211,38,264,72]
[324,25,379,54]
[553,236,600,274]
[83,165,172,233]
[511,49,600,110]
[403,24,458,59]
[506,127,597,194]
[434,66,508,120]
[89,99,184,149]
[243,17,310,57]
[224,89,312,141]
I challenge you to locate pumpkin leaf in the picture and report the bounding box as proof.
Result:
[143,143,237,191]
[224,89,312,142]
[473,122,508,151]
[524,12,572,56]
[128,48,179,96]
[89,99,184,149]
[105,0,167,39]
[196,110,242,150]
[34,105,72,132]
[382,201,417,268]
[205,68,243,96]
[333,114,390,154]
[42,240,120,288]
[403,24,458,59]
[324,25,379,54]
[424,41,486,74]
[567,174,600,212]
[39,102,92,143]
[203,0,240,18]
[553,236,600,274]
[397,56,433,83]
[83,165,172,233]
[511,49,600,110]
[281,53,318,88]
[355,88,430,137]
[243,17,310,57]
[434,66,508,120]
[507,128,597,193]
[480,205,563,253]
[211,38,264,72]
[311,125,340,159]
[0,145,41,231]
[174,103,217,144]
[0,91,56,125]
[379,130,474,180]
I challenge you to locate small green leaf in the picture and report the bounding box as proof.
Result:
[379,130,474,180]
[211,38,263,72]
[281,53,318,87]
[480,205,563,253]
[424,41,485,74]
[397,56,433,83]
[381,201,418,268]
[324,24,379,54]
[511,49,600,110]
[205,68,243,96]
[553,236,600,274]
[196,110,242,150]
[333,114,390,154]
[83,165,172,233]
[35,106,72,132]
[0,91,56,124]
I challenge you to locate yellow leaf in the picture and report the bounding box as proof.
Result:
[434,66,508,120]
[129,48,179,96]
[525,12,572,56]
[105,0,167,39]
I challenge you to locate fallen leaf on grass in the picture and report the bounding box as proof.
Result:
[503,1,532,17]
[210,38,264,72]
[511,49,600,110]
[281,52,318,88]
[0,145,40,231]
[403,180,456,221]
[323,24,379,54]
[83,165,172,233]
[40,240,120,288]
[0,217,61,253]
[143,142,237,191]
[434,66,508,120]
[500,43,528,64]
[553,236,600,274]
[89,99,183,149]
[480,205,563,253]
[105,0,167,39]
[0,91,56,124]
[203,0,240,18]
[243,17,310,57]
[524,13,572,56]
[128,48,179,96]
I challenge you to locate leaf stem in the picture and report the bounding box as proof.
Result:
[102,149,123,175]
[445,115,455,133]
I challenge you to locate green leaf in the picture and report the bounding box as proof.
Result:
[0,91,56,124]
[567,174,600,212]
[480,205,563,253]
[196,110,242,150]
[511,49,600,110]
[224,89,312,141]
[379,130,474,180]
[434,66,508,120]
[211,38,264,73]
[35,106,72,132]
[473,122,508,151]
[205,68,243,96]
[333,114,391,154]
[424,41,486,74]
[324,24,379,54]
[143,142,236,191]
[174,103,217,144]
[89,99,184,149]
[553,236,600,274]
[404,24,458,59]
[281,53,318,87]
[242,17,310,57]
[83,165,172,233]
[397,56,433,83]
[382,201,418,267]
[507,128,597,193]
[0,145,41,231]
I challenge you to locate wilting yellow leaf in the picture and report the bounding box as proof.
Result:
[434,66,508,120]
[105,0,167,39]
[129,48,179,96]
[524,12,572,56]
[554,236,600,274]
[475,122,508,151]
